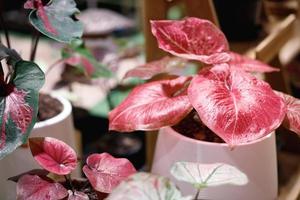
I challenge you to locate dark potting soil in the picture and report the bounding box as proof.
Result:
[62,179,108,200]
[172,110,225,143]
[37,93,63,122]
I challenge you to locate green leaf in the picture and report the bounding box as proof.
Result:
[170,162,248,189]
[107,172,192,200]
[0,47,45,159]
[28,0,83,43]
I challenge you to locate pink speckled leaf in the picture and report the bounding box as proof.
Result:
[109,76,193,132]
[82,153,136,193]
[24,0,57,35]
[188,64,286,146]
[275,91,300,135]
[68,190,89,200]
[64,56,95,76]
[124,56,187,80]
[16,174,68,200]
[29,137,77,175]
[229,52,279,73]
[151,17,230,64]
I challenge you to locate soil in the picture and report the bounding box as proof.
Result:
[37,93,63,122]
[172,110,225,143]
[62,179,108,200]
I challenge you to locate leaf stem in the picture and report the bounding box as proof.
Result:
[0,12,11,49]
[194,188,201,200]
[64,175,75,192]
[30,31,40,62]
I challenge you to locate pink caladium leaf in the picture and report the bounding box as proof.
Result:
[275,91,300,135]
[68,190,89,200]
[151,17,230,64]
[188,64,286,146]
[16,174,68,200]
[24,0,58,35]
[109,76,193,132]
[29,137,77,175]
[124,56,187,80]
[229,52,279,73]
[64,56,95,76]
[82,153,136,193]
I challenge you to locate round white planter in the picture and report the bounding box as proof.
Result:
[0,95,80,200]
[151,127,278,200]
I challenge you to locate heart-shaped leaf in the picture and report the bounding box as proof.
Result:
[8,169,49,183]
[82,153,136,193]
[107,172,192,200]
[229,52,279,73]
[109,76,193,132]
[171,162,248,189]
[25,0,83,43]
[68,190,89,200]
[29,137,77,175]
[124,56,187,80]
[16,174,68,200]
[0,45,44,160]
[151,17,230,64]
[188,64,286,146]
[275,91,300,135]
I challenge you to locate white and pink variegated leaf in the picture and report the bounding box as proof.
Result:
[188,64,286,146]
[229,52,279,73]
[109,76,193,132]
[29,137,77,175]
[151,17,230,64]
[82,153,136,193]
[275,91,300,136]
[124,56,187,80]
[16,174,68,200]
[68,190,89,200]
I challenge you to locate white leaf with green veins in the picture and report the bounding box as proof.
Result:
[107,172,192,200]
[170,162,248,189]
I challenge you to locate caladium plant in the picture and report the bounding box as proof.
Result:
[0,0,83,159]
[109,17,300,147]
[11,137,136,200]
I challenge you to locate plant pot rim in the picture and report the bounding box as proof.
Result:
[164,126,274,147]
[34,94,72,129]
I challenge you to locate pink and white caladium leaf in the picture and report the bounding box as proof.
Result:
[0,45,44,160]
[275,91,300,135]
[24,0,83,43]
[151,17,230,64]
[107,172,191,200]
[68,190,89,200]
[170,162,248,189]
[228,52,279,73]
[124,56,187,80]
[16,174,68,200]
[109,76,193,132]
[29,137,77,175]
[82,153,136,193]
[188,64,286,146]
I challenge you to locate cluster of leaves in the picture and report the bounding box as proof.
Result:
[0,0,84,159]
[13,137,136,200]
[12,137,247,200]
[109,17,300,147]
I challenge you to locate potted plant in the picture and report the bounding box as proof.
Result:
[108,17,300,199]
[0,0,84,198]
[12,136,248,200]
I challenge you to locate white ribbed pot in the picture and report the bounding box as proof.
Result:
[151,127,278,200]
[0,95,80,200]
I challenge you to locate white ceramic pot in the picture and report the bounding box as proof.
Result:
[151,127,278,200]
[0,95,80,200]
